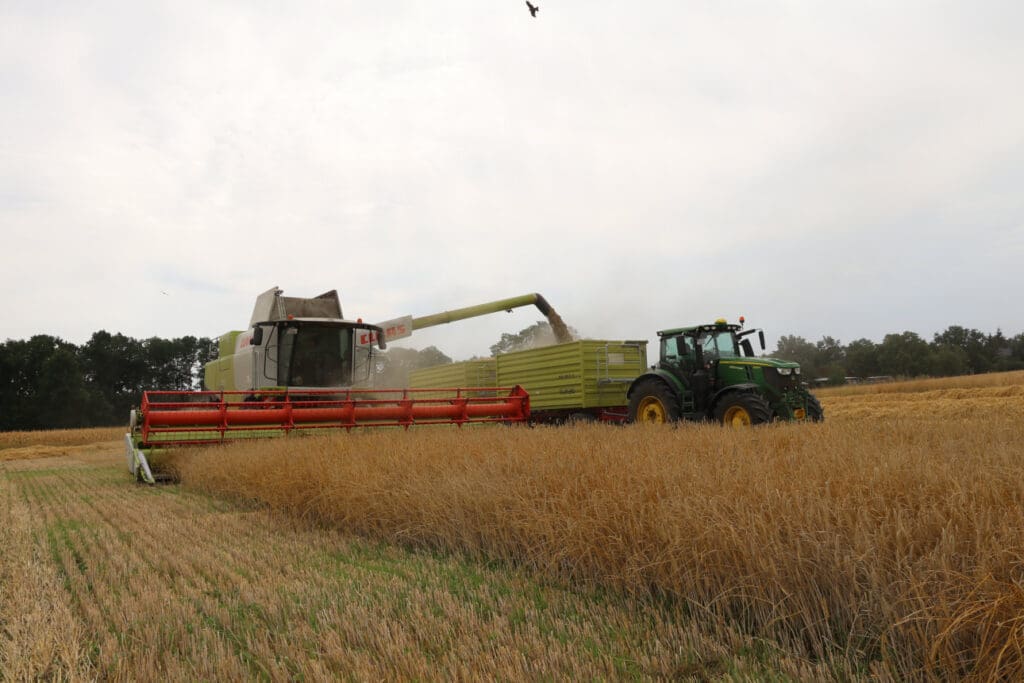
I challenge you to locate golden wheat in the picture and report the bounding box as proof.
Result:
[816,369,1024,396]
[170,379,1024,680]
[0,426,123,452]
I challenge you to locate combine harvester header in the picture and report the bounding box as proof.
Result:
[126,287,559,484]
[126,386,529,484]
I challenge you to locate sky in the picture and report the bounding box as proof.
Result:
[2,0,1022,361]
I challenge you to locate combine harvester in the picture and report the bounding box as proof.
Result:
[126,288,566,484]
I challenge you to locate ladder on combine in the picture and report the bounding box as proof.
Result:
[126,386,530,484]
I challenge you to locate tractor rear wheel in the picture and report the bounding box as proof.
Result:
[714,392,772,427]
[628,380,680,424]
[806,393,825,422]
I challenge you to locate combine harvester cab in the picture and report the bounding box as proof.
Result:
[126,287,531,484]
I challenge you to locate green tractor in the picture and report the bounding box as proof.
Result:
[627,318,823,426]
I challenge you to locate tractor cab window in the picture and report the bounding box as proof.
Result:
[659,333,700,370]
[278,324,354,387]
[661,336,694,364]
[697,330,740,360]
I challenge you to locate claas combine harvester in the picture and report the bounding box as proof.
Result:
[126,287,569,483]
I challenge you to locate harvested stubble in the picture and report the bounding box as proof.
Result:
[175,384,1024,680]
[0,427,124,462]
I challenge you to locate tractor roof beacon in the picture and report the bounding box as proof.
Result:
[626,317,824,426]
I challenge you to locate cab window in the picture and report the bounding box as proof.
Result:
[662,336,693,362]
[698,331,740,360]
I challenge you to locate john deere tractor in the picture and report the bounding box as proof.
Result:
[627,318,823,426]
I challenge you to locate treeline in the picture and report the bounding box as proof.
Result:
[3,324,1022,431]
[774,326,1024,383]
[0,332,216,431]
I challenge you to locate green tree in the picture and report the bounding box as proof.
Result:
[927,346,970,377]
[844,338,880,378]
[814,336,846,383]
[877,331,931,377]
[0,335,99,430]
[1006,333,1024,370]
[932,326,992,373]
[81,331,147,424]
[36,347,96,429]
[773,335,819,377]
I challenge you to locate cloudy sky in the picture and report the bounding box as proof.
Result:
[2,1,1022,360]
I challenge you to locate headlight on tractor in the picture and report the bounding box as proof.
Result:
[777,367,793,376]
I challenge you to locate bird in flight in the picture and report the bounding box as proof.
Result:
[526,1,539,18]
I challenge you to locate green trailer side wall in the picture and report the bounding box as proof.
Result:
[409,341,647,411]
[496,340,647,410]
[408,360,497,390]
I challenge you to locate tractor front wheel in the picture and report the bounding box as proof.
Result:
[806,393,825,422]
[714,392,772,427]
[628,380,680,424]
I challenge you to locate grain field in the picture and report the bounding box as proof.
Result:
[1,443,804,680]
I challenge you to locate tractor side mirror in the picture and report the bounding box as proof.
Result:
[251,327,264,346]
[758,330,765,351]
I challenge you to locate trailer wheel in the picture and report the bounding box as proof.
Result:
[628,380,680,424]
[714,392,772,427]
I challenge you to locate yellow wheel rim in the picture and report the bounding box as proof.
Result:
[636,396,668,423]
[722,405,752,427]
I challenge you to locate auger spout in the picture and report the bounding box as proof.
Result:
[407,293,573,343]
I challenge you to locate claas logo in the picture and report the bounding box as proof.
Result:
[359,324,407,345]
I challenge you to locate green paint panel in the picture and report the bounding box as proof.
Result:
[203,356,237,391]
[218,331,242,358]
[496,340,647,411]
[409,360,497,389]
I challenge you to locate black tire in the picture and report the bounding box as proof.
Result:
[713,392,772,427]
[628,379,680,424]
[806,393,825,422]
